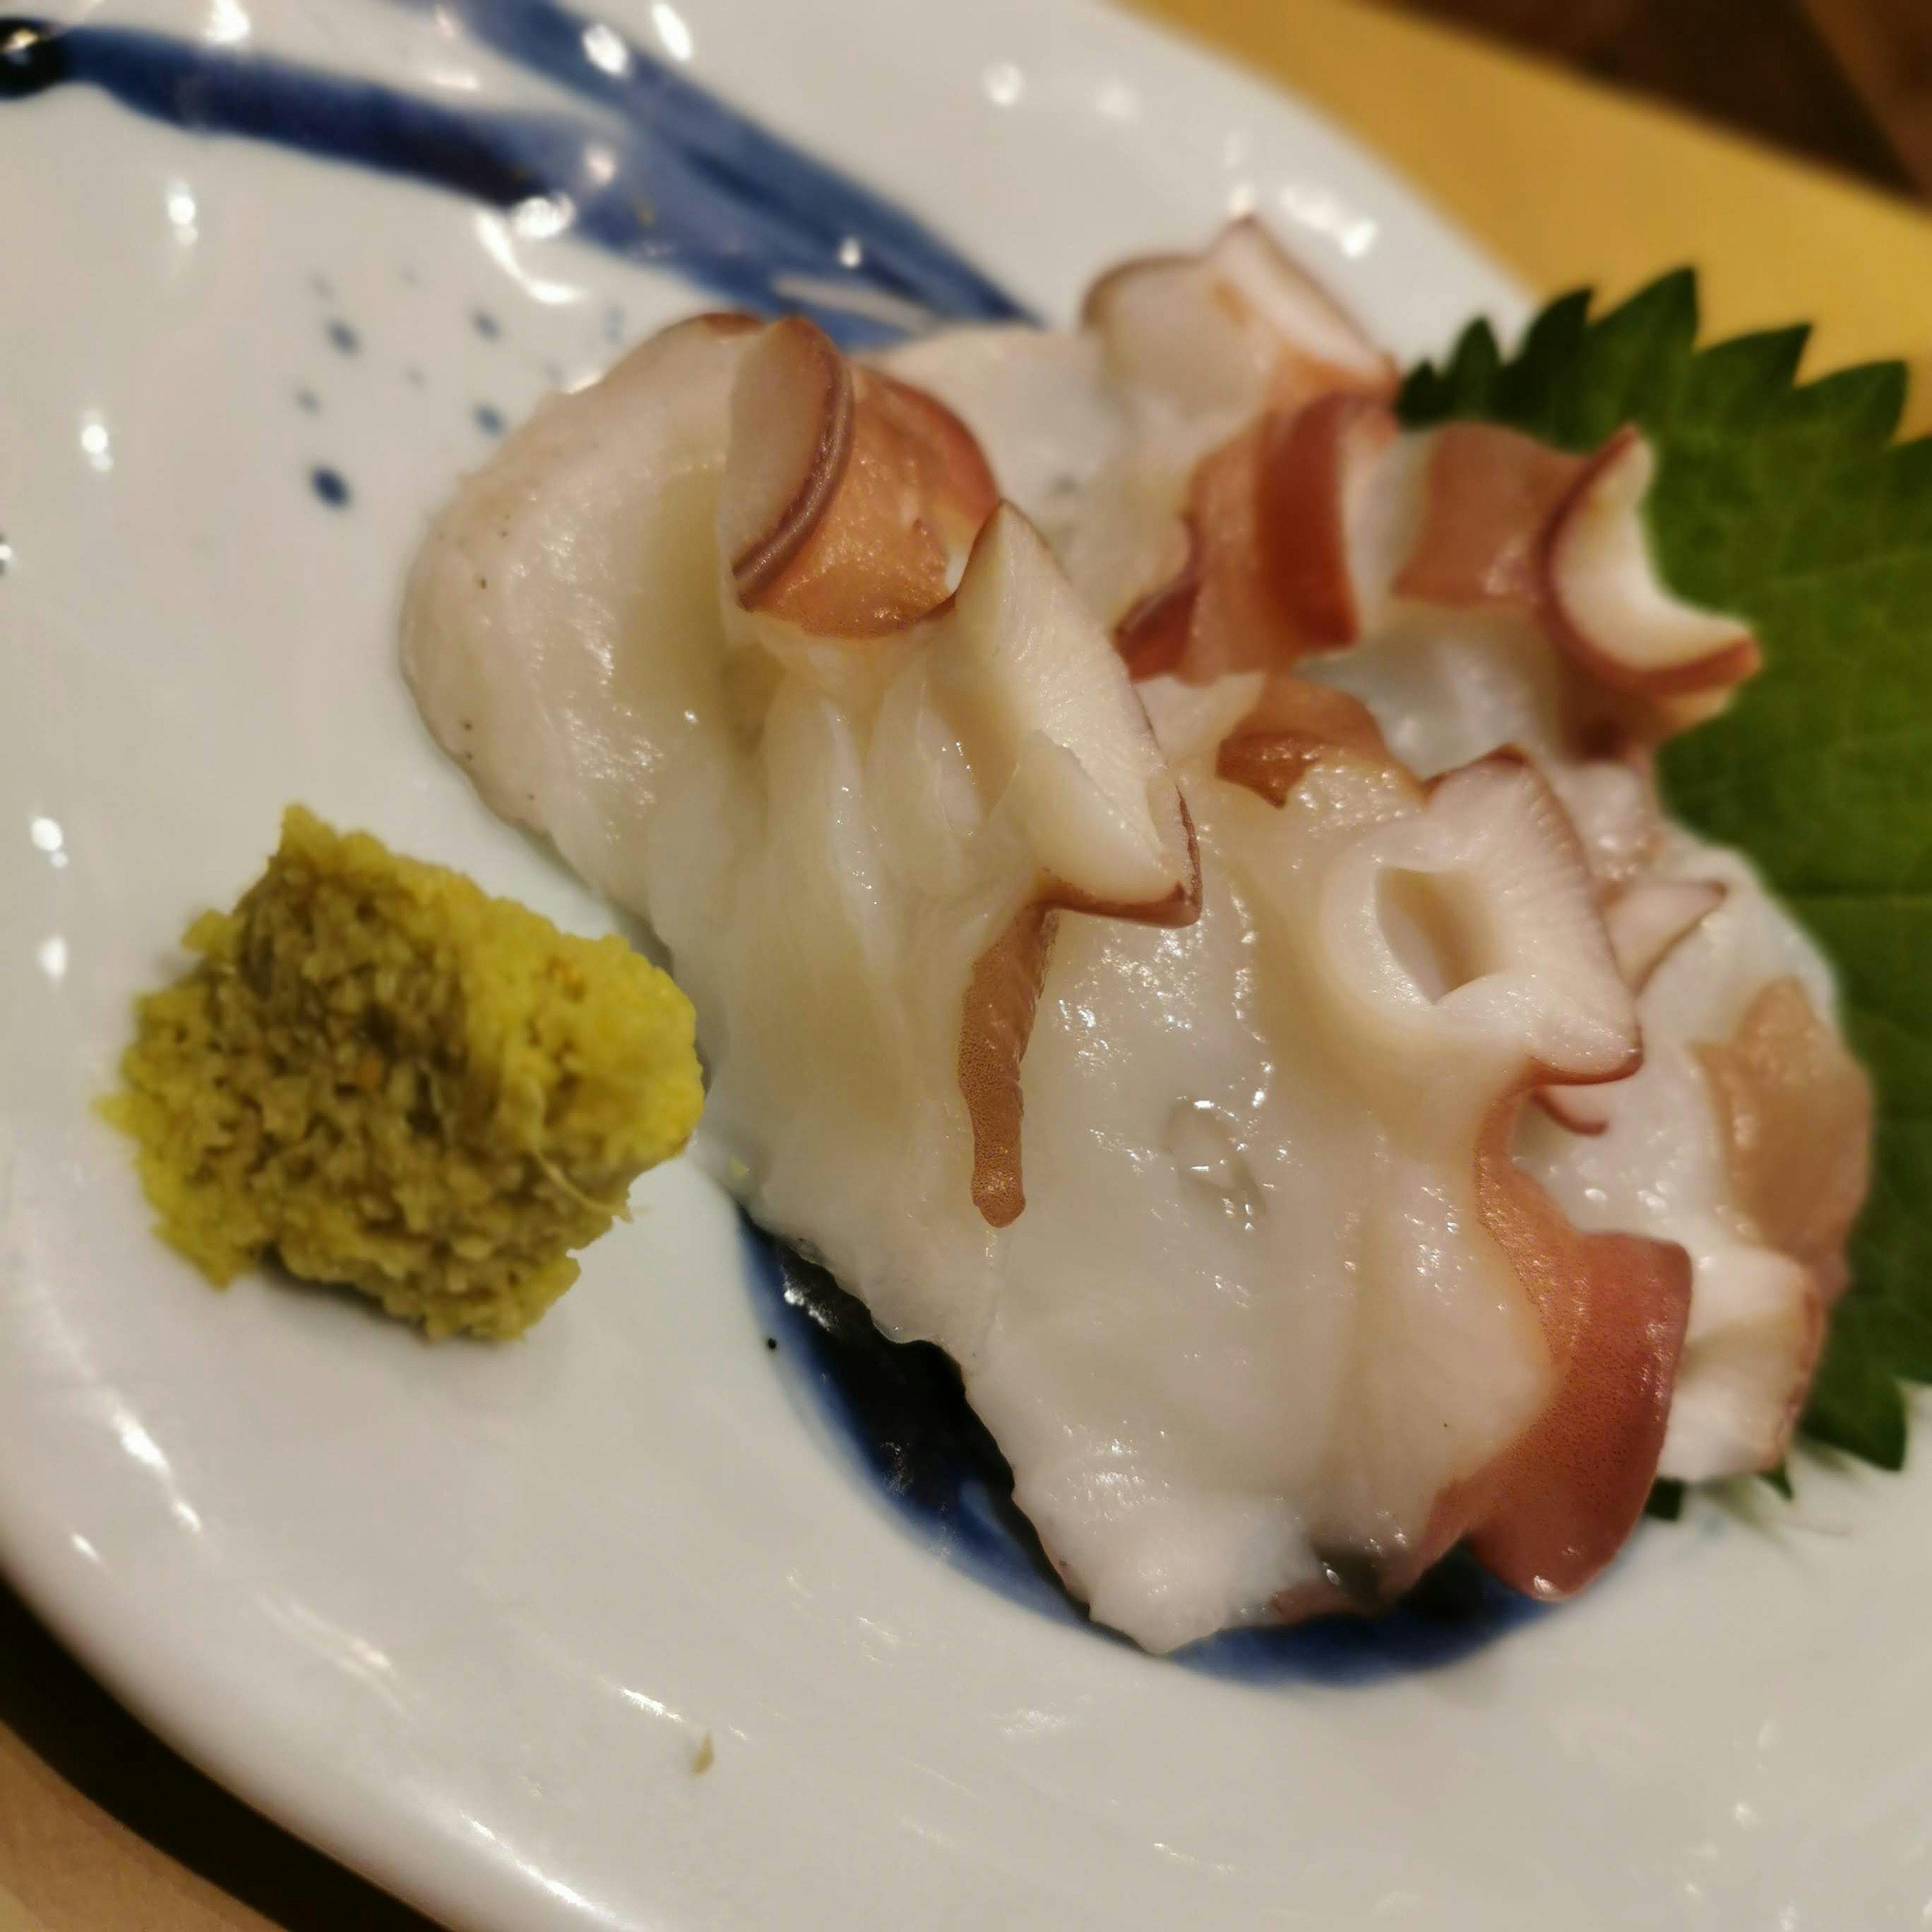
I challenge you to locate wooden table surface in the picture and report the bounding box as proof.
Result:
[6,0,1932,1925]
[1399,0,1932,202]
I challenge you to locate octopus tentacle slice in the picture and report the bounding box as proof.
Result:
[1082,216,1398,420]
[711,326,1201,1232]
[1541,429,1762,702]
[1539,879,1727,1134]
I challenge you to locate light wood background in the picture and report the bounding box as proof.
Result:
[1397,0,1932,199]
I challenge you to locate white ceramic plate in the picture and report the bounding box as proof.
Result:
[5,2,1930,1926]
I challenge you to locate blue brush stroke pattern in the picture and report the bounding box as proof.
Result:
[745,1222,1547,1684]
[0,6,1029,345]
[384,0,1027,330]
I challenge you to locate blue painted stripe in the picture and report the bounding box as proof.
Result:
[0,9,1030,344]
[384,0,1029,329]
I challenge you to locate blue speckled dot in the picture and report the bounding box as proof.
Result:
[309,465,351,508]
[326,319,359,355]
[473,404,507,437]
[294,387,319,414]
[471,309,501,341]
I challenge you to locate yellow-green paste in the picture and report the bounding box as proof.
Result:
[103,807,703,1339]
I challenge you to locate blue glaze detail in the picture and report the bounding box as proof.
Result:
[388,0,1029,336]
[294,387,319,414]
[473,403,506,436]
[0,9,1031,347]
[744,1220,1547,1682]
[326,319,360,355]
[471,308,501,341]
[309,465,351,507]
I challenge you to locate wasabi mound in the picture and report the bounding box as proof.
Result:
[107,807,702,1338]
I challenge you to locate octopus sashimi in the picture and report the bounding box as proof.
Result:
[403,221,1869,1650]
